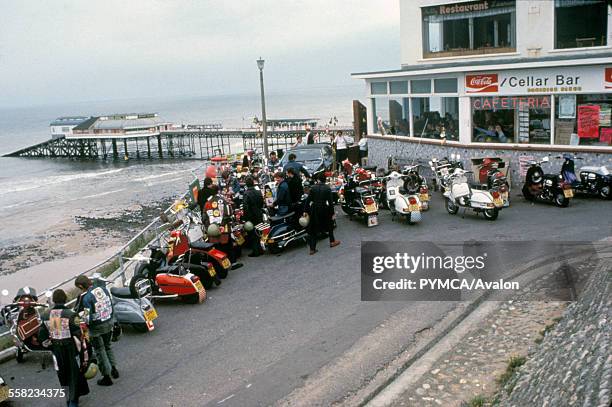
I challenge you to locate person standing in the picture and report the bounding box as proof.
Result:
[273,172,292,216]
[306,127,315,144]
[286,167,304,209]
[358,136,368,165]
[304,172,340,255]
[198,177,216,216]
[334,131,348,164]
[75,275,118,387]
[40,289,90,407]
[242,176,264,257]
[268,151,279,168]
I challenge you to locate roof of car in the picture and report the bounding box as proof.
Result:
[288,143,331,150]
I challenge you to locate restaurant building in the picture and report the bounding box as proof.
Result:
[352,0,612,179]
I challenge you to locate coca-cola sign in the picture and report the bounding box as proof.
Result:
[605,67,612,89]
[466,74,499,93]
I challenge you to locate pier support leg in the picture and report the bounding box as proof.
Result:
[123,138,128,160]
[112,139,118,159]
[157,135,163,158]
[147,137,151,158]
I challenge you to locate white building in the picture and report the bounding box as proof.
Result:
[50,116,91,139]
[352,0,612,151]
[70,113,171,139]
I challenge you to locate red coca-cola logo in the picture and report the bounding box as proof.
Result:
[605,67,612,89]
[466,74,498,93]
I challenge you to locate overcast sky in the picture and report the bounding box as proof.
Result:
[0,1,400,108]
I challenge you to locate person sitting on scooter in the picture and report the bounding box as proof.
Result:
[39,289,90,407]
[75,275,118,387]
[273,172,292,216]
[242,176,264,257]
[304,171,340,255]
[198,177,216,215]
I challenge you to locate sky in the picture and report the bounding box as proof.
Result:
[0,0,400,108]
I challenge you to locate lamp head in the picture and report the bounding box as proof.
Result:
[257,57,265,71]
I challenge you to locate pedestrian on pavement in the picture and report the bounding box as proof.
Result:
[306,127,315,144]
[286,167,304,209]
[39,289,90,407]
[273,172,292,216]
[75,275,118,387]
[334,131,349,163]
[283,153,310,178]
[242,176,264,257]
[304,171,340,255]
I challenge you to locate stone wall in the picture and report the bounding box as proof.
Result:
[497,263,611,407]
[367,137,612,187]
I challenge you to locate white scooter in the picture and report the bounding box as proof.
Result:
[385,171,423,225]
[444,168,501,221]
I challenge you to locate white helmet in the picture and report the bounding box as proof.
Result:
[207,224,221,237]
[298,215,309,228]
[244,221,254,232]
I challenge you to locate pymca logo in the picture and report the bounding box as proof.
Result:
[465,74,498,93]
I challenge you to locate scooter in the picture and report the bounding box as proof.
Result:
[0,287,50,364]
[260,197,309,254]
[401,164,430,211]
[339,172,379,227]
[560,154,611,200]
[522,156,573,207]
[478,158,510,207]
[130,247,207,304]
[429,154,464,193]
[82,274,158,333]
[444,168,501,221]
[385,171,423,225]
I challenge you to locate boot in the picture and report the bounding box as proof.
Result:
[97,375,113,386]
[111,366,119,379]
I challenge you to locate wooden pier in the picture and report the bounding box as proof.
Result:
[3,128,353,160]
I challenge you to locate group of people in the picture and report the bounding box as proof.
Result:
[39,276,119,406]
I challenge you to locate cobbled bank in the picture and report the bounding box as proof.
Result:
[497,263,611,407]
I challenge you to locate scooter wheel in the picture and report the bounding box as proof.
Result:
[214,262,228,279]
[445,199,459,215]
[131,323,149,333]
[268,242,283,254]
[183,293,201,304]
[599,186,610,200]
[16,348,25,363]
[554,193,569,208]
[483,208,499,221]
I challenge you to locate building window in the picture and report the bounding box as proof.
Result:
[412,96,459,140]
[471,96,551,144]
[554,94,612,146]
[422,0,516,58]
[411,79,432,94]
[390,81,408,94]
[555,0,608,49]
[62,127,70,132]
[372,97,410,136]
[434,78,458,93]
[371,82,388,95]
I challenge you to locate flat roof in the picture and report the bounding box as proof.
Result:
[351,53,612,79]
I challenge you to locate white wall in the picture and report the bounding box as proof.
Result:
[400,0,612,67]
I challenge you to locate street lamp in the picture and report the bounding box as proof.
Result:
[257,57,269,158]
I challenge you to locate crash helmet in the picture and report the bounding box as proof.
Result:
[244,221,254,231]
[205,165,217,179]
[84,362,99,380]
[342,159,353,175]
[207,224,221,237]
[14,287,38,302]
[298,215,310,228]
[355,167,370,181]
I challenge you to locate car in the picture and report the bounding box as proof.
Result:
[278,143,334,175]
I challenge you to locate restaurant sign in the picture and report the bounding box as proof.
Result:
[465,65,611,95]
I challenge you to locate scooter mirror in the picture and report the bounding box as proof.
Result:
[542,156,549,162]
[428,161,433,166]
[450,153,456,160]
[457,154,461,160]
[45,290,52,299]
[1,289,8,297]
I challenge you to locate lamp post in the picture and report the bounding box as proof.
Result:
[257,57,269,158]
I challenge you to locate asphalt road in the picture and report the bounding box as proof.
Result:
[1,194,611,407]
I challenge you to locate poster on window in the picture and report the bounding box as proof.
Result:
[577,105,600,139]
[600,128,612,144]
[518,105,530,143]
[599,105,611,127]
[558,95,576,119]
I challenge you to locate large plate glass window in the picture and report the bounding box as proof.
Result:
[554,94,612,146]
[373,98,411,136]
[555,0,609,49]
[371,82,388,95]
[422,0,516,58]
[471,96,551,144]
[412,96,459,140]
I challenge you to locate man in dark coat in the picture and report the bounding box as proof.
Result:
[39,289,90,407]
[306,128,315,144]
[286,167,304,208]
[273,172,292,216]
[242,176,264,257]
[304,171,340,255]
[198,177,216,215]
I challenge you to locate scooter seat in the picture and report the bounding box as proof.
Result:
[111,287,138,299]
[269,212,295,222]
[355,187,368,194]
[469,183,488,190]
[189,241,215,250]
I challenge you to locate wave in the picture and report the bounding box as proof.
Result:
[132,169,192,182]
[0,168,127,195]
[79,189,127,200]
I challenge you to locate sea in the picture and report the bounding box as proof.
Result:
[0,86,364,249]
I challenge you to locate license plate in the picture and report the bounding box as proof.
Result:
[144,308,158,322]
[0,386,8,402]
[420,193,429,202]
[365,203,377,213]
[208,265,216,277]
[194,280,204,292]
[409,204,420,212]
[564,189,574,198]
[367,215,378,227]
[221,258,231,269]
[235,234,245,245]
[494,198,503,207]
